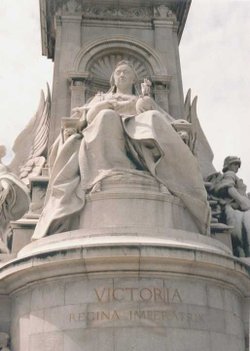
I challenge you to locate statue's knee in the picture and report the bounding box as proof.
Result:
[95,110,122,133]
[98,109,117,118]
[95,109,119,124]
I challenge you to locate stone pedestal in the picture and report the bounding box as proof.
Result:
[0,230,247,351]
[80,172,200,234]
[1,173,248,351]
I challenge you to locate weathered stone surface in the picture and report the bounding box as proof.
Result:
[1,233,248,351]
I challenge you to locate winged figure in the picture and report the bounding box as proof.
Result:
[184,89,216,178]
[9,84,51,185]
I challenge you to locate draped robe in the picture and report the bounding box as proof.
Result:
[32,93,210,239]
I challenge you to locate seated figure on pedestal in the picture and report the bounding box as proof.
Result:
[209,156,250,256]
[32,61,210,240]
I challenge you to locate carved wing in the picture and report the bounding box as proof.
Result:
[9,84,51,181]
[184,89,216,178]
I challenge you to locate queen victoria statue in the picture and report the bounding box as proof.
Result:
[32,61,210,240]
[4,4,250,350]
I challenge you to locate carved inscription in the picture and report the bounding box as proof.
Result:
[94,287,182,304]
[69,310,204,324]
[66,286,206,327]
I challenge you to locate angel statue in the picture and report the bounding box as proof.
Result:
[33,60,210,240]
[0,146,30,253]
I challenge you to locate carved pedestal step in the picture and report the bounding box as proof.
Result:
[80,172,200,235]
[210,222,233,252]
[0,254,16,264]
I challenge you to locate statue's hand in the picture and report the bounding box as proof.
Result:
[86,100,117,124]
[71,106,86,118]
[78,118,87,131]
[228,187,250,211]
[106,100,118,109]
[136,96,154,113]
[239,198,250,211]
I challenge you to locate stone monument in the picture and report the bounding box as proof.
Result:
[0,1,249,351]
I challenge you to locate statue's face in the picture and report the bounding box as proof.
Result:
[113,64,135,91]
[228,162,240,173]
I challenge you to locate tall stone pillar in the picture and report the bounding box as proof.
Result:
[153,78,170,112]
[152,10,184,118]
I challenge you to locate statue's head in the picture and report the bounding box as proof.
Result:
[223,156,241,173]
[110,60,139,94]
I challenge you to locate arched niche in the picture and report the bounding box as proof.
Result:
[69,37,171,110]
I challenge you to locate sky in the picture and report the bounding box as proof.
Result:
[0,0,250,186]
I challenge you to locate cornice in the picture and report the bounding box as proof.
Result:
[40,0,192,60]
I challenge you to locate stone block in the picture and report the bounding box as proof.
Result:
[29,331,64,351]
[0,295,10,332]
[167,328,211,351]
[65,277,113,305]
[64,328,113,351]
[207,285,224,309]
[10,219,36,254]
[210,332,245,351]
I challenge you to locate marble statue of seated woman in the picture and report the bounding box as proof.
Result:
[32,61,210,240]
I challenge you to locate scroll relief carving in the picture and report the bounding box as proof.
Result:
[57,1,176,20]
[60,0,82,13]
[82,7,152,19]
[153,5,176,19]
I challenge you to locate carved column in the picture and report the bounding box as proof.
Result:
[152,6,184,118]
[70,79,86,111]
[153,81,169,113]
[151,75,171,113]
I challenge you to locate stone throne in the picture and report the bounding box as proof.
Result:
[0,1,249,351]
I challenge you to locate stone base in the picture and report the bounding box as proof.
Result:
[0,230,248,351]
[80,172,200,234]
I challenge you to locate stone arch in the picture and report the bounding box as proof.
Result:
[70,36,170,108]
[74,36,168,77]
